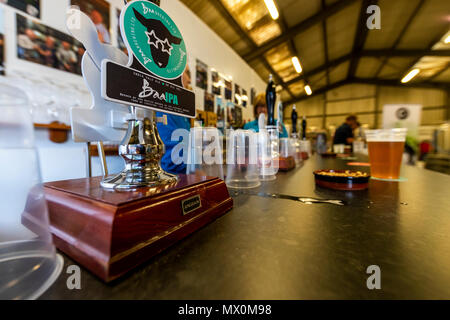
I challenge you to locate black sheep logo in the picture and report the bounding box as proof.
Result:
[133,8,183,69]
[396,107,409,120]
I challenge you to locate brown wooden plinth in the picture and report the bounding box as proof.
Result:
[23,175,233,282]
[277,156,296,171]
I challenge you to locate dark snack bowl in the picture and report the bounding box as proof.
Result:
[314,169,370,191]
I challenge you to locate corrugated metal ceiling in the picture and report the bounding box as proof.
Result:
[179,0,450,104]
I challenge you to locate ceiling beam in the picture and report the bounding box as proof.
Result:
[428,63,449,81]
[348,0,378,79]
[209,0,295,99]
[209,0,254,47]
[284,77,450,105]
[283,49,450,88]
[363,49,450,57]
[351,77,450,89]
[276,4,311,93]
[286,53,352,86]
[374,0,425,78]
[321,0,330,86]
[396,28,450,83]
[242,0,359,63]
[285,80,351,104]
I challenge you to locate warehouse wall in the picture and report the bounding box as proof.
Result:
[284,83,449,132]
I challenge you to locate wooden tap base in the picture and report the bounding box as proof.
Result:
[22,175,233,282]
[277,156,296,171]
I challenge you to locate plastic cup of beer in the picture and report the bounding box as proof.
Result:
[365,128,408,180]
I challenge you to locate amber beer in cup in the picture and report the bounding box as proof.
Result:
[366,128,407,179]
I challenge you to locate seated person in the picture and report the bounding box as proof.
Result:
[156,65,192,174]
[333,115,359,146]
[243,93,288,138]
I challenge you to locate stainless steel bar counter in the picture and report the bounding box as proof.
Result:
[40,155,450,299]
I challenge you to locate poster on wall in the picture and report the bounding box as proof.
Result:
[71,0,111,44]
[224,78,232,100]
[0,0,40,18]
[16,14,84,75]
[204,92,214,112]
[383,104,422,139]
[0,33,4,75]
[211,69,221,95]
[226,101,235,127]
[196,59,208,90]
[234,83,241,105]
[242,88,248,107]
[250,87,256,105]
[0,7,5,75]
[234,106,242,127]
[216,96,225,121]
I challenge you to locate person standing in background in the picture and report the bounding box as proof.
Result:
[333,115,359,146]
[243,93,288,138]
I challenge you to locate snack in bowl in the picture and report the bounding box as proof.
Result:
[313,169,370,190]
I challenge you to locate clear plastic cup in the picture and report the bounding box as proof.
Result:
[353,140,365,154]
[258,126,279,181]
[299,139,311,160]
[226,130,260,189]
[290,138,303,166]
[0,82,63,300]
[333,144,345,154]
[365,128,408,180]
[186,127,224,180]
[279,138,295,158]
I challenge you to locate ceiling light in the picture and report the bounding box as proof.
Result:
[291,56,302,73]
[401,69,420,83]
[304,85,312,96]
[445,34,450,44]
[264,0,279,20]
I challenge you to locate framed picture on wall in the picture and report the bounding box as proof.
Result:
[196,59,208,90]
[242,88,248,107]
[250,87,256,105]
[0,33,4,76]
[226,101,235,127]
[234,83,241,105]
[204,92,214,112]
[224,78,232,100]
[216,96,224,120]
[234,106,242,127]
[211,69,221,95]
[1,0,40,18]
[0,7,5,75]
[71,0,111,44]
[16,13,85,75]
